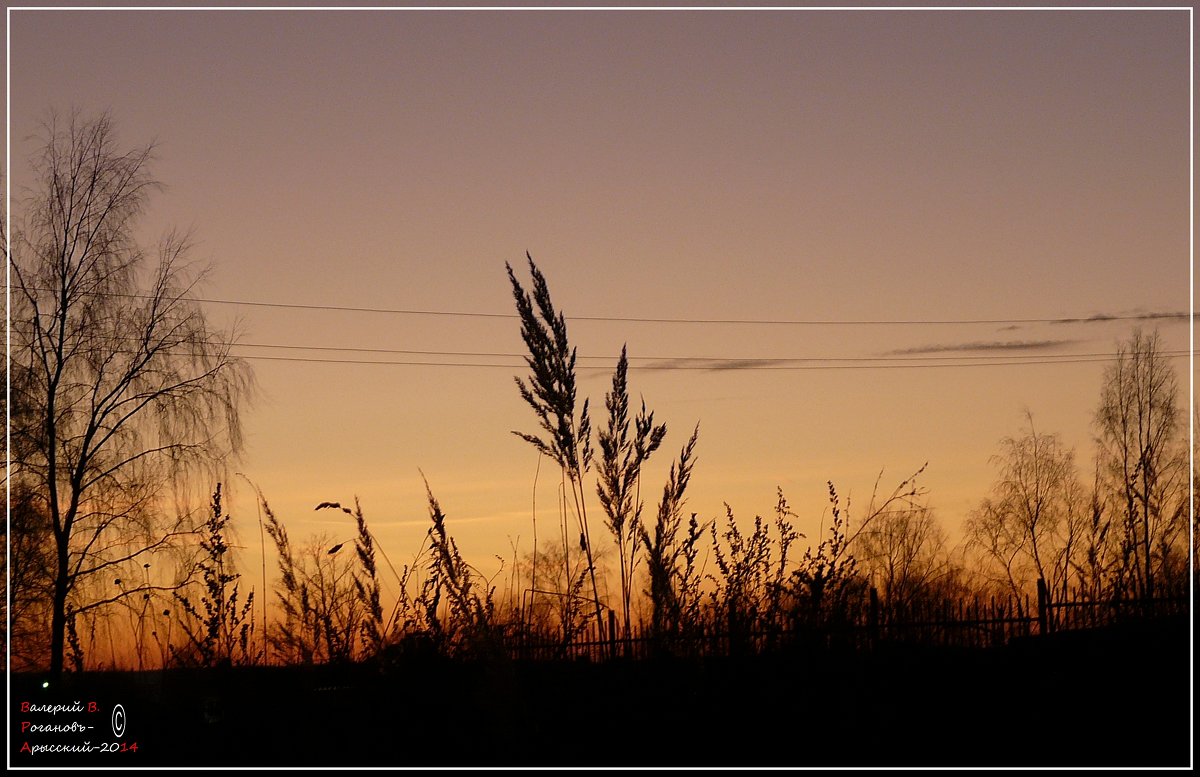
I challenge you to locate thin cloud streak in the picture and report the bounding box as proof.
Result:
[1050,311,1191,325]
[641,358,801,372]
[885,339,1078,356]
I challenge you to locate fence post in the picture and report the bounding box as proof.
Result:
[607,610,617,661]
[1037,578,1050,635]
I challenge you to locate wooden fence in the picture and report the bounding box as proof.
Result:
[507,580,1190,662]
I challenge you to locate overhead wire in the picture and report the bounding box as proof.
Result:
[230,351,1194,370]
[9,324,1195,369]
[8,287,1193,370]
[13,286,1194,327]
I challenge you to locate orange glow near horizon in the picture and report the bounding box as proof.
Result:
[5,7,1193,633]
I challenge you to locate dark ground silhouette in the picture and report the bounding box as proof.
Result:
[10,613,1190,768]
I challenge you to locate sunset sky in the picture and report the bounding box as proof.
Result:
[6,6,1193,603]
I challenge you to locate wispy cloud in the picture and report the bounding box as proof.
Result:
[885,339,1078,356]
[641,358,793,372]
[1050,311,1191,325]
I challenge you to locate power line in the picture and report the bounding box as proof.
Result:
[227,342,1192,365]
[15,286,1194,327]
[10,322,1194,371]
[233,351,1194,371]
[192,296,1198,326]
[10,323,1192,366]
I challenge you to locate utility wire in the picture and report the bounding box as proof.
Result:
[9,323,1192,367]
[13,286,1194,327]
[227,342,1193,364]
[231,351,1194,371]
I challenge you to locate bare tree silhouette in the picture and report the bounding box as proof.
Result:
[6,109,253,677]
[853,498,951,614]
[966,412,1087,601]
[1094,328,1189,600]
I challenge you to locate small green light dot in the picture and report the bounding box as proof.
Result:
[42,681,49,689]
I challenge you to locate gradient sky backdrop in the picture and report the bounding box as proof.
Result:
[6,7,1193,598]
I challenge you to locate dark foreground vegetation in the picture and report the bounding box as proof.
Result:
[11,612,1189,768]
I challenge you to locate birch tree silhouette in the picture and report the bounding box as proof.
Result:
[1094,328,1189,600]
[966,412,1086,600]
[7,109,253,677]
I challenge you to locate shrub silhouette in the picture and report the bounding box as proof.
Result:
[172,484,259,668]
